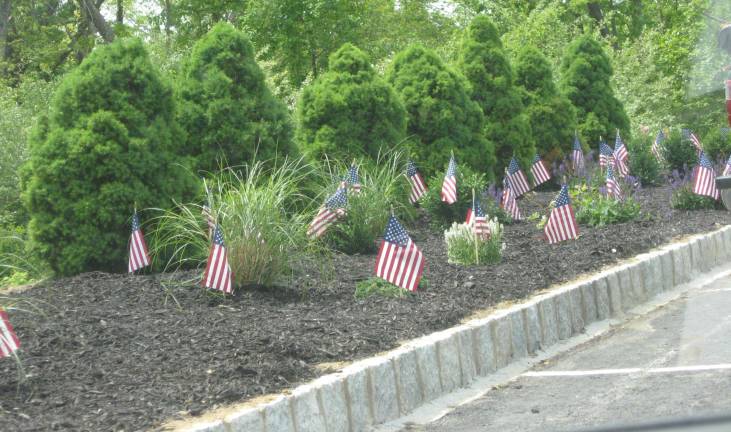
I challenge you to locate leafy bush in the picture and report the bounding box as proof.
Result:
[702,127,731,161]
[421,165,488,230]
[457,16,534,177]
[355,277,411,299]
[572,184,642,227]
[297,43,407,162]
[386,44,494,179]
[150,160,315,288]
[0,224,49,287]
[671,185,720,210]
[627,134,662,186]
[514,45,577,164]
[661,129,698,173]
[559,35,629,144]
[22,38,192,276]
[178,23,294,172]
[444,219,503,266]
[318,151,415,254]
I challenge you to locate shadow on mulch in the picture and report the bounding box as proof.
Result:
[1,185,729,432]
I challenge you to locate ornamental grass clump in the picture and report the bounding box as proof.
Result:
[444,219,503,267]
[150,159,316,288]
[572,182,642,227]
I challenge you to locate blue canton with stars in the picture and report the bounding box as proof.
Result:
[573,134,582,151]
[508,158,521,175]
[606,164,615,179]
[655,130,665,144]
[407,160,419,177]
[473,200,486,217]
[383,215,410,247]
[555,185,571,208]
[532,154,542,164]
[346,165,360,185]
[213,225,226,246]
[445,156,457,178]
[131,213,142,231]
[614,131,624,149]
[698,151,714,169]
[325,187,348,210]
[599,141,613,157]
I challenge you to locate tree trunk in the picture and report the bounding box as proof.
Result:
[0,0,11,62]
[81,0,114,42]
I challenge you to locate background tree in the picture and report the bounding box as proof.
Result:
[296,43,406,162]
[177,23,294,172]
[514,45,577,162]
[21,38,191,276]
[559,34,629,144]
[386,44,494,179]
[457,15,534,178]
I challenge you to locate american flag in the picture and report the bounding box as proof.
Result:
[692,151,720,200]
[723,154,731,176]
[606,164,622,200]
[202,224,233,293]
[406,160,427,204]
[465,199,490,239]
[344,164,361,193]
[682,128,703,154]
[441,155,458,204]
[307,187,347,238]
[599,141,614,168]
[501,180,522,220]
[0,308,20,359]
[506,157,530,196]
[128,212,150,273]
[531,154,551,187]
[571,134,585,174]
[613,131,629,176]
[374,215,424,292]
[544,185,579,244]
[652,130,665,161]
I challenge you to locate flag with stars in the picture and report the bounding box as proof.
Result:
[375,215,424,292]
[531,154,551,187]
[652,130,665,161]
[682,128,703,155]
[441,155,458,204]
[307,187,348,238]
[606,164,622,200]
[0,308,20,359]
[407,160,427,204]
[544,185,579,244]
[613,131,629,176]
[128,212,150,273]
[599,141,614,169]
[202,224,233,293]
[501,179,522,221]
[506,157,530,197]
[465,198,490,239]
[692,151,720,200]
[723,154,731,176]
[343,164,361,193]
[571,134,585,174]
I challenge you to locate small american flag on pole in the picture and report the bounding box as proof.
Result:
[692,151,720,200]
[544,185,579,244]
[375,215,424,292]
[501,180,522,221]
[599,141,614,169]
[606,164,622,200]
[465,198,490,239]
[571,133,585,174]
[406,160,427,204]
[682,129,703,155]
[506,157,530,196]
[530,154,551,187]
[307,187,348,238]
[652,130,665,161]
[441,155,458,204]
[723,154,731,176]
[202,224,233,293]
[344,164,362,193]
[613,131,629,176]
[128,212,150,273]
[0,308,20,359]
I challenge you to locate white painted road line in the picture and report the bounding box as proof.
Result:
[523,363,731,377]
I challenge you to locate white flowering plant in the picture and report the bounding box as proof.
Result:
[444,217,504,266]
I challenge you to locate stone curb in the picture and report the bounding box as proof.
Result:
[179,227,731,432]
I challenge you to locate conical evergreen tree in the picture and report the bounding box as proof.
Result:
[297,43,407,162]
[386,44,494,179]
[22,38,191,276]
[559,35,629,145]
[514,45,578,163]
[457,15,534,179]
[178,23,294,172]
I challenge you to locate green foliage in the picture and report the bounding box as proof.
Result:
[702,127,731,162]
[627,134,662,186]
[661,129,698,172]
[21,38,192,276]
[421,166,488,230]
[296,43,407,162]
[671,185,720,211]
[514,45,577,163]
[318,152,415,254]
[458,16,534,176]
[178,23,294,172]
[151,160,316,288]
[0,224,49,287]
[559,35,629,144]
[572,184,641,227]
[386,44,494,179]
[354,277,410,299]
[444,220,503,266]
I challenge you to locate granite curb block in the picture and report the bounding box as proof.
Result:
[180,227,731,432]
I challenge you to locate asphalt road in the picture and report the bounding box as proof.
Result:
[401,274,731,432]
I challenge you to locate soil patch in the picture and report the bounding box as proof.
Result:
[1,185,729,431]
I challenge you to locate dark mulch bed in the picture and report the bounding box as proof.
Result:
[1,185,729,431]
